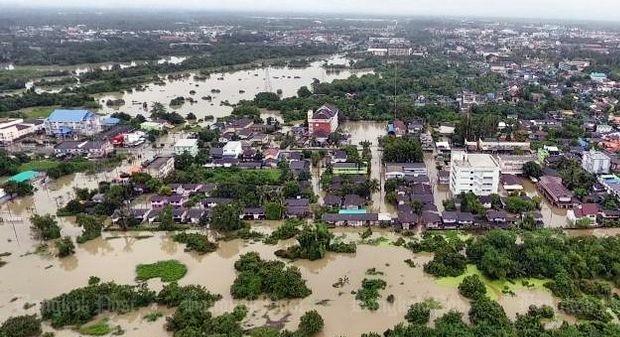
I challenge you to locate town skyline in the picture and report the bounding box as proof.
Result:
[2,0,620,22]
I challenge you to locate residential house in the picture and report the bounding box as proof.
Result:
[537,176,574,208]
[567,203,600,226]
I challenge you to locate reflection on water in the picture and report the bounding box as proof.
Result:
[94,55,372,119]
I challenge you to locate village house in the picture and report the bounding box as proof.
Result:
[44,109,102,136]
[537,176,574,208]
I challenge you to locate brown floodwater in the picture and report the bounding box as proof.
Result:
[1,216,574,337]
[93,55,372,120]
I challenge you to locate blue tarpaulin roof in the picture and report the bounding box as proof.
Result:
[103,117,120,125]
[9,170,39,183]
[47,109,93,122]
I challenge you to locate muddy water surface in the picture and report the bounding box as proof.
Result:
[94,55,372,120]
[1,218,571,337]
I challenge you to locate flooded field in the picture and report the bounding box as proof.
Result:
[0,221,571,337]
[93,55,372,120]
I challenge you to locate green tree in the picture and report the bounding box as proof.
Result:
[405,302,432,324]
[55,237,75,257]
[265,202,284,220]
[30,214,61,240]
[210,203,244,232]
[0,315,41,337]
[458,275,487,300]
[158,205,176,231]
[523,161,543,178]
[297,310,324,337]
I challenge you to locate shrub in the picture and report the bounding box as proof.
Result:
[405,302,431,324]
[55,237,75,257]
[0,315,41,337]
[355,278,387,311]
[458,275,487,300]
[172,232,218,254]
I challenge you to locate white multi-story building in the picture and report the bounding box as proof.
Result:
[174,138,199,157]
[145,156,175,179]
[0,119,41,144]
[582,150,611,174]
[449,151,500,196]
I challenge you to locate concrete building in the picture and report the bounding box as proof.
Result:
[44,109,102,136]
[174,138,199,157]
[449,151,500,196]
[307,105,339,140]
[0,118,41,144]
[144,156,175,179]
[582,150,611,174]
[496,154,538,175]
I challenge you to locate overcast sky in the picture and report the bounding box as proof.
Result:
[3,0,620,21]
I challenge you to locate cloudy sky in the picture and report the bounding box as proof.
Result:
[3,0,620,21]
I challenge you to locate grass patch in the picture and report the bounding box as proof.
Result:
[435,264,550,300]
[136,260,187,282]
[19,106,55,119]
[18,160,61,172]
[78,319,113,336]
[143,311,163,322]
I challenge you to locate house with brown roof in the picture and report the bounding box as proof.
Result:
[536,176,574,209]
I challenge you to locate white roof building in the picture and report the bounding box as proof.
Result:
[174,138,199,157]
[450,151,500,196]
[223,141,243,158]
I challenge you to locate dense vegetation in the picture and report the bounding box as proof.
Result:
[355,278,387,311]
[40,279,156,328]
[230,252,312,300]
[30,214,61,241]
[172,232,218,254]
[0,315,41,337]
[274,223,357,260]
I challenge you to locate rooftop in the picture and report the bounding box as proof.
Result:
[47,109,94,122]
[452,151,498,168]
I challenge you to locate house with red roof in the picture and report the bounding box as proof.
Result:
[307,104,340,141]
[567,203,600,226]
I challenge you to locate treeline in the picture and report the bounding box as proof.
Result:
[0,89,98,114]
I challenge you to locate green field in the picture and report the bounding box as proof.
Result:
[19,106,56,119]
[436,264,550,300]
[136,260,188,282]
[17,160,61,172]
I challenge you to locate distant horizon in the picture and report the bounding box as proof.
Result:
[1,0,620,23]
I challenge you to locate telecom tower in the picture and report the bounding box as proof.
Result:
[264,67,273,92]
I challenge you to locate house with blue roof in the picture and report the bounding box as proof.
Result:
[43,109,102,137]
